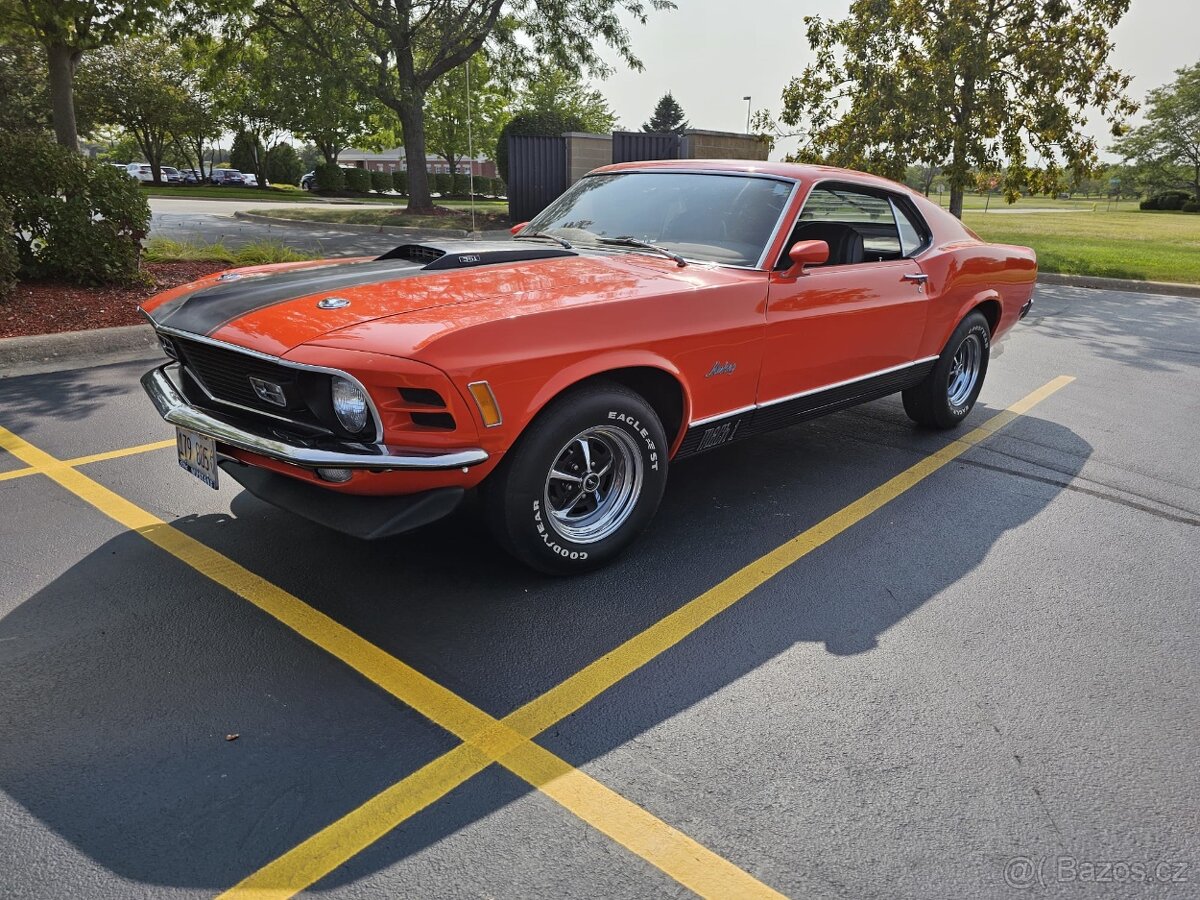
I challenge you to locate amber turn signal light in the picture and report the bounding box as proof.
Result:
[467,381,503,427]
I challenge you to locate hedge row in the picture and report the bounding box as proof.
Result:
[313,165,507,198]
[1140,191,1198,211]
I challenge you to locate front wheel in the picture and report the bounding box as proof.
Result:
[903,311,991,429]
[484,383,668,574]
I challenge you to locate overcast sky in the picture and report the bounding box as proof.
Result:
[594,0,1196,160]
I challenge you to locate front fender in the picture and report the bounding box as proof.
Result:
[519,349,692,436]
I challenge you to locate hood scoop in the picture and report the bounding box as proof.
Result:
[377,240,575,270]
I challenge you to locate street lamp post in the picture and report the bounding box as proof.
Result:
[743,96,752,133]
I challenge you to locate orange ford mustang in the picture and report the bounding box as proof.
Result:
[140,160,1036,573]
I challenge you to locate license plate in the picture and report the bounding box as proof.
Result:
[176,426,219,490]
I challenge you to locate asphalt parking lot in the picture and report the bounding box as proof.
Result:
[1,283,1197,899]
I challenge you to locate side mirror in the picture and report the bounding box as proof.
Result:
[510,221,530,236]
[783,240,829,277]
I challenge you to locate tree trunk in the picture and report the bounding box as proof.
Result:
[47,42,80,151]
[396,94,432,212]
[949,185,965,219]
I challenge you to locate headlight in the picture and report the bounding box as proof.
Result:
[331,377,370,433]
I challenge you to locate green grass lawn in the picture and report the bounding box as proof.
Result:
[249,203,511,231]
[964,209,1200,284]
[931,194,1138,212]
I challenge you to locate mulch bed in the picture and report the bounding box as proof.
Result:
[0,261,219,340]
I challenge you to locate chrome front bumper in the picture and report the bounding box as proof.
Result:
[141,364,489,471]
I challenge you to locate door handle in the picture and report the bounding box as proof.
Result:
[903,272,930,293]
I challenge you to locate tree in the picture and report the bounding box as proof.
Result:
[266,142,304,185]
[247,14,374,166]
[494,66,617,180]
[1112,64,1200,202]
[230,130,266,181]
[79,36,191,184]
[424,53,511,178]
[642,92,687,134]
[0,39,50,133]
[252,0,665,212]
[0,0,173,150]
[171,37,223,182]
[777,0,1136,218]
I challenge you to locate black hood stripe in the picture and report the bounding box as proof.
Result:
[146,241,578,337]
[148,259,427,336]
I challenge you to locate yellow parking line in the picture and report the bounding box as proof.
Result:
[0,439,174,482]
[0,426,786,900]
[220,374,1075,897]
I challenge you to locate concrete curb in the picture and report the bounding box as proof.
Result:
[233,210,470,238]
[0,324,158,378]
[1037,272,1200,299]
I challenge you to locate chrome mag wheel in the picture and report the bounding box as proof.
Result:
[947,333,983,407]
[543,425,644,544]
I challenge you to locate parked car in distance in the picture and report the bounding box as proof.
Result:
[209,168,246,186]
[180,169,203,184]
[139,160,1037,573]
[300,171,315,190]
[159,166,184,185]
[109,163,132,175]
[126,163,156,183]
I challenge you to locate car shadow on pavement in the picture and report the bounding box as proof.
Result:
[1029,284,1200,372]
[0,404,1092,891]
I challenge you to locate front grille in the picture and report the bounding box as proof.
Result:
[170,335,325,429]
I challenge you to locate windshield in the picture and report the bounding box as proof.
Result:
[527,172,794,267]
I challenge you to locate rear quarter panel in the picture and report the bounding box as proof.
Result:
[911,196,1037,354]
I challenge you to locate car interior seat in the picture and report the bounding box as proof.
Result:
[781,222,865,267]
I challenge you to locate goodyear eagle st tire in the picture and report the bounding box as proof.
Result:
[902,310,991,429]
[484,383,668,574]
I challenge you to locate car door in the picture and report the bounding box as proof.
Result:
[758,183,931,407]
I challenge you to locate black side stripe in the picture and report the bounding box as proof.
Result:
[148,259,428,336]
[675,359,936,458]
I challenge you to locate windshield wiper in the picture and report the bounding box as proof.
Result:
[597,236,687,267]
[513,231,572,249]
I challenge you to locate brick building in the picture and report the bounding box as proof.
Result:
[338,147,497,178]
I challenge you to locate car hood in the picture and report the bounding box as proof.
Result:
[141,241,633,356]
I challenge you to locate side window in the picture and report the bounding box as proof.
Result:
[890,198,928,257]
[778,184,904,268]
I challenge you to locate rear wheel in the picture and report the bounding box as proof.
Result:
[484,383,668,574]
[903,311,991,429]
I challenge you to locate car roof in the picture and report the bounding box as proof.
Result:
[592,158,911,194]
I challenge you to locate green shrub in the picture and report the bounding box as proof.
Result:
[493,178,506,198]
[0,131,149,285]
[452,172,471,197]
[0,201,17,298]
[370,171,392,194]
[314,162,345,192]
[266,143,304,186]
[343,167,371,193]
[1146,190,1191,211]
[432,173,452,196]
[391,170,408,195]
[1183,200,1200,213]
